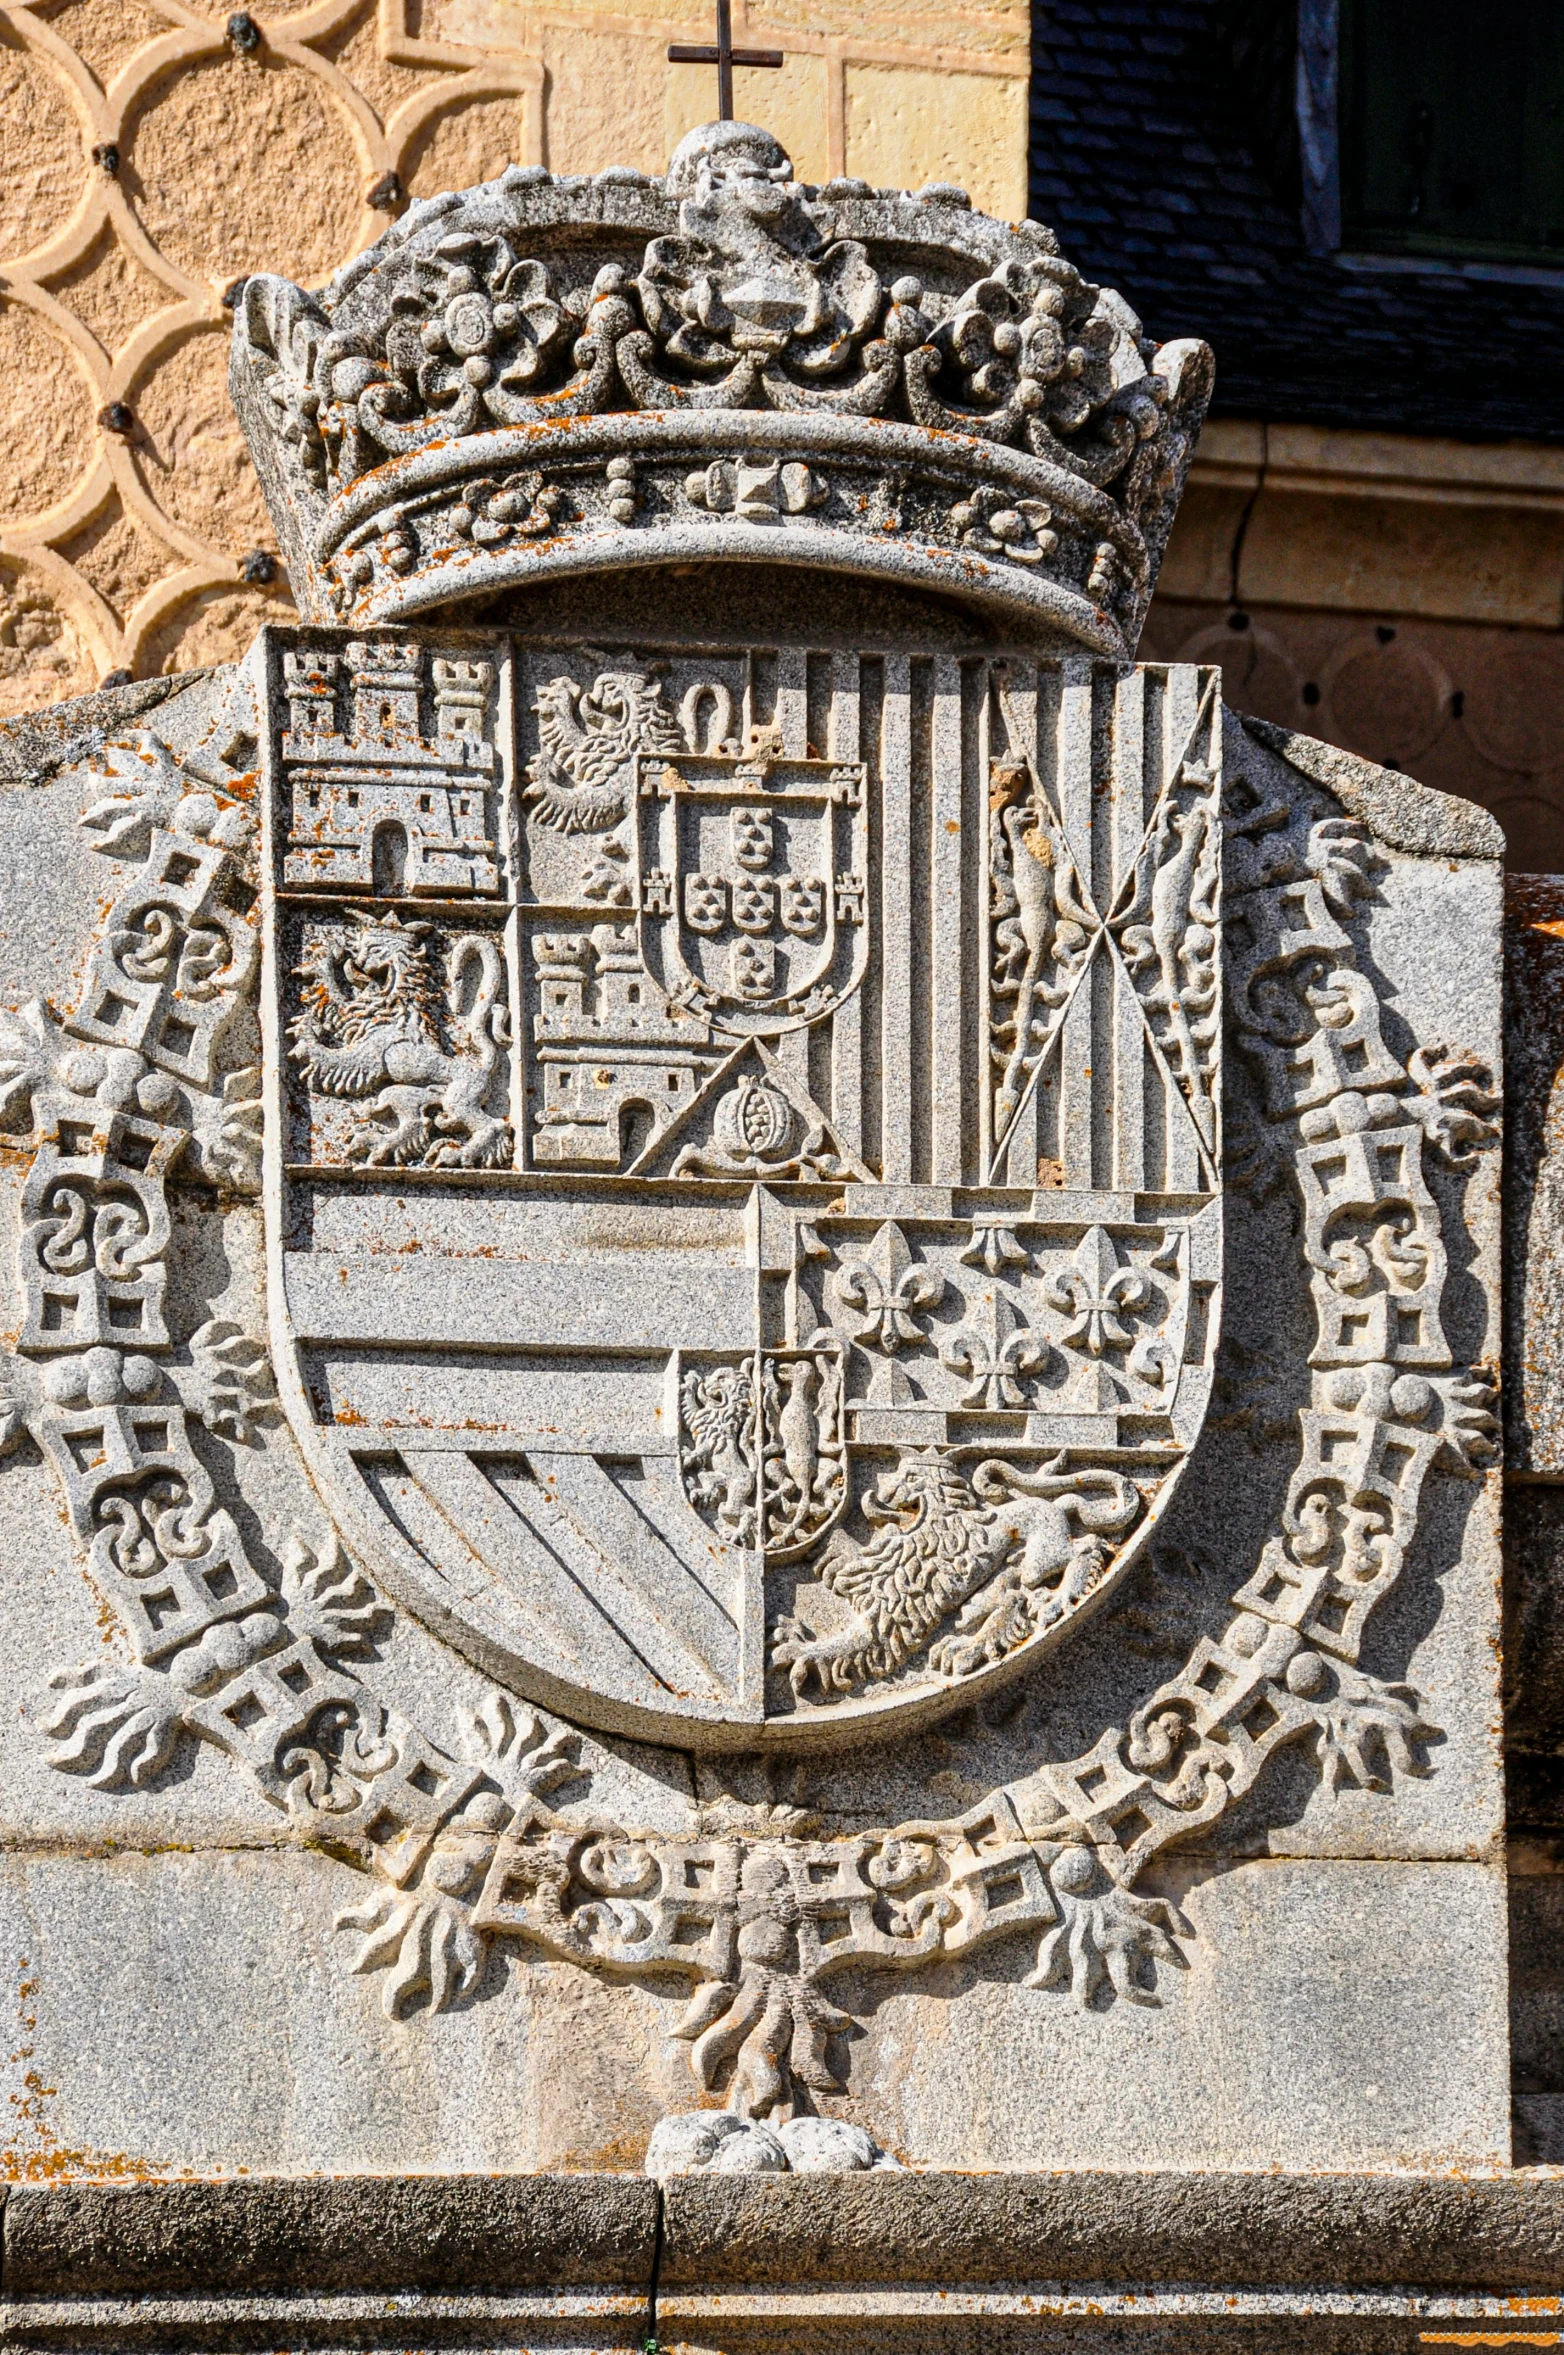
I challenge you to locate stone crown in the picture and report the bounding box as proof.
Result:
[230,119,1214,657]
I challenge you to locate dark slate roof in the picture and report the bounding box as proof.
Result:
[1029,0,1564,442]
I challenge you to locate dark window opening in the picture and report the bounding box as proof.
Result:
[1341,0,1564,263]
[371,822,408,896]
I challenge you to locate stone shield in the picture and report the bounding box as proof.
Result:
[261,624,1223,1748]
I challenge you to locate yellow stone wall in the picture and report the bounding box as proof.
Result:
[1146,421,1564,870]
[0,0,1030,712]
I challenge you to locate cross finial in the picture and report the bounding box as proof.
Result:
[668,0,782,121]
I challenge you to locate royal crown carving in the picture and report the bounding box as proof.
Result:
[230,120,1212,655]
[0,101,1508,2182]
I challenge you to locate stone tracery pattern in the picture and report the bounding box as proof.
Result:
[0,705,1500,2135]
[0,0,556,702]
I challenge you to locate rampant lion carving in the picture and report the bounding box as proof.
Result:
[772,1449,1141,1699]
[680,1361,758,1544]
[288,911,511,1168]
[524,665,685,833]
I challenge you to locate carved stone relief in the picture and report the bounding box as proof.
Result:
[241,632,1234,1753]
[0,124,1509,2182]
[230,123,1212,657]
[0,642,1500,2166]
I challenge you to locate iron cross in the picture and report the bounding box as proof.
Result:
[668,0,783,120]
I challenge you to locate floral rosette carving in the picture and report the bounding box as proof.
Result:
[240,252,634,489]
[230,117,1211,653]
[241,146,1188,488]
[903,248,1176,493]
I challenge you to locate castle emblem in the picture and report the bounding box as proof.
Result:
[278,639,497,895]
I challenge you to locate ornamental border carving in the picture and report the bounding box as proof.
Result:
[0,688,1499,2132]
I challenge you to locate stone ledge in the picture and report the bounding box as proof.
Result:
[1193,420,1564,506]
[657,2172,1564,2291]
[1239,712,1506,858]
[0,2289,649,2354]
[1,2176,658,2299]
[652,2290,1564,2355]
[8,2174,1564,2306]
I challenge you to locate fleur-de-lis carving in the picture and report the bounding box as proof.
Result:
[959,1221,1027,1277]
[833,1220,944,1353]
[1046,1225,1150,1356]
[941,1289,1049,1408]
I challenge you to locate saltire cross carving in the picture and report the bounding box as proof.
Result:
[984,669,1223,1189]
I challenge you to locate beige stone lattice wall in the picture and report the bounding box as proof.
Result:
[0,0,1030,713]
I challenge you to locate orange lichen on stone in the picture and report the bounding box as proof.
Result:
[3,1959,170,2184]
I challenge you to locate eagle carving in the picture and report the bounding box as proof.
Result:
[524,664,685,832]
[772,1450,1141,1699]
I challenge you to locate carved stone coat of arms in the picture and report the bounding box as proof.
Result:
[0,116,1507,2180]
[263,628,1224,1755]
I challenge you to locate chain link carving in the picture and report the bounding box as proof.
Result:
[2,700,1499,2130]
[1020,745,1500,1887]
